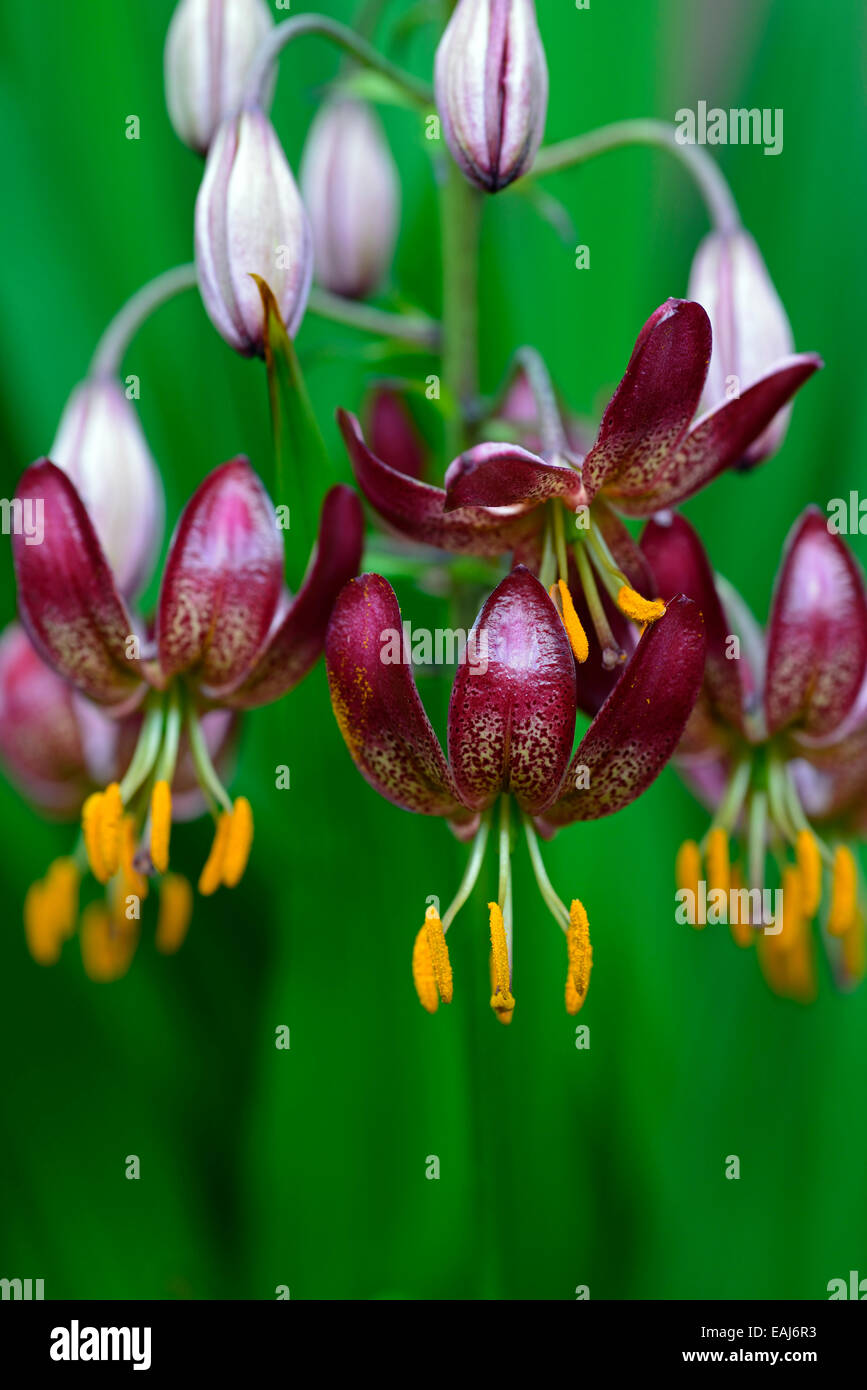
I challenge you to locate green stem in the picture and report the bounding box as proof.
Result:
[89,264,199,379]
[533,119,741,234]
[307,288,441,348]
[440,159,482,455]
[513,346,567,455]
[244,14,433,109]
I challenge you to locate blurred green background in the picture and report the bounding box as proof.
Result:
[1,0,865,1300]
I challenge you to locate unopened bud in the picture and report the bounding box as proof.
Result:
[51,378,164,598]
[366,385,427,480]
[434,0,548,193]
[688,229,795,466]
[164,0,274,156]
[195,106,313,355]
[300,99,400,300]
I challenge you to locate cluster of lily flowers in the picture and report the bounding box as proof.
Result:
[2,0,863,1019]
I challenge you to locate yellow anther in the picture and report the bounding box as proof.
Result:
[45,857,80,939]
[489,953,514,1025]
[24,881,62,966]
[728,865,754,948]
[706,826,731,897]
[841,912,866,983]
[675,838,702,927]
[827,845,858,937]
[198,811,232,896]
[99,782,124,878]
[80,901,138,983]
[222,797,254,888]
[779,865,804,953]
[566,898,593,1011]
[795,829,822,918]
[412,926,440,1014]
[82,791,109,884]
[150,780,172,875]
[552,578,589,663]
[156,874,193,955]
[488,901,515,1014]
[423,904,453,1004]
[616,585,666,625]
[119,816,148,901]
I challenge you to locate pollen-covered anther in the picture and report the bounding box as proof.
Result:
[156,874,193,955]
[412,925,440,1013]
[423,903,453,1004]
[616,585,666,625]
[779,864,804,953]
[796,829,822,919]
[675,838,702,927]
[566,898,593,1013]
[550,579,589,663]
[82,791,110,884]
[80,900,138,983]
[150,780,172,875]
[99,782,124,879]
[706,826,731,896]
[120,816,148,900]
[222,797,254,888]
[827,845,858,937]
[23,858,79,966]
[488,901,515,1016]
[198,811,232,896]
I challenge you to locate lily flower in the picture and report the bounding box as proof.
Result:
[338,298,821,671]
[12,457,363,947]
[641,508,867,1002]
[325,565,705,1022]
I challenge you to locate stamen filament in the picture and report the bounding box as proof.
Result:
[523,815,570,930]
[574,540,624,669]
[441,814,491,931]
[118,698,165,804]
[186,702,234,815]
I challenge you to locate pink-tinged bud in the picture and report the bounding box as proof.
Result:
[51,378,164,599]
[164,0,274,156]
[434,0,548,193]
[688,229,796,466]
[366,385,427,480]
[300,99,400,300]
[195,106,313,355]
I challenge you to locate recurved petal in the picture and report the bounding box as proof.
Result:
[612,354,823,517]
[444,443,583,511]
[538,595,706,829]
[581,300,711,501]
[325,573,466,819]
[338,410,540,556]
[641,512,745,732]
[448,567,577,815]
[157,458,283,691]
[764,507,867,737]
[12,460,141,706]
[221,484,364,708]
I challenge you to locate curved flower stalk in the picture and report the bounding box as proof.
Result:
[164,0,275,156]
[642,509,867,1003]
[11,457,363,965]
[300,98,400,301]
[338,297,821,670]
[325,566,705,1022]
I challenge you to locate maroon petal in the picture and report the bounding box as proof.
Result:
[222,485,364,708]
[448,567,577,815]
[338,409,540,556]
[612,354,822,516]
[581,300,711,501]
[366,386,428,480]
[538,596,706,828]
[443,442,583,511]
[325,572,467,819]
[157,458,283,691]
[12,460,141,706]
[641,512,745,732]
[765,507,867,737]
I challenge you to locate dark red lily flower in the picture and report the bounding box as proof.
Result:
[338,298,821,672]
[642,508,867,1001]
[325,565,705,1021]
[12,457,363,918]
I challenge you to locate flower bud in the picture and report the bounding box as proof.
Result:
[195,105,313,355]
[366,385,427,480]
[434,0,548,193]
[688,229,795,466]
[300,99,399,300]
[51,378,164,598]
[164,0,274,156]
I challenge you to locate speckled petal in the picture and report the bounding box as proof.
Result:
[448,566,577,814]
[444,443,582,511]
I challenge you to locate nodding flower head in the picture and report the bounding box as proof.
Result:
[164,0,275,156]
[11,456,363,970]
[643,508,867,1002]
[435,0,549,193]
[195,105,313,354]
[326,565,705,1022]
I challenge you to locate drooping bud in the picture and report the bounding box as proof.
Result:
[300,99,400,300]
[51,377,164,598]
[688,229,795,466]
[164,0,274,156]
[195,105,313,354]
[434,0,548,193]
